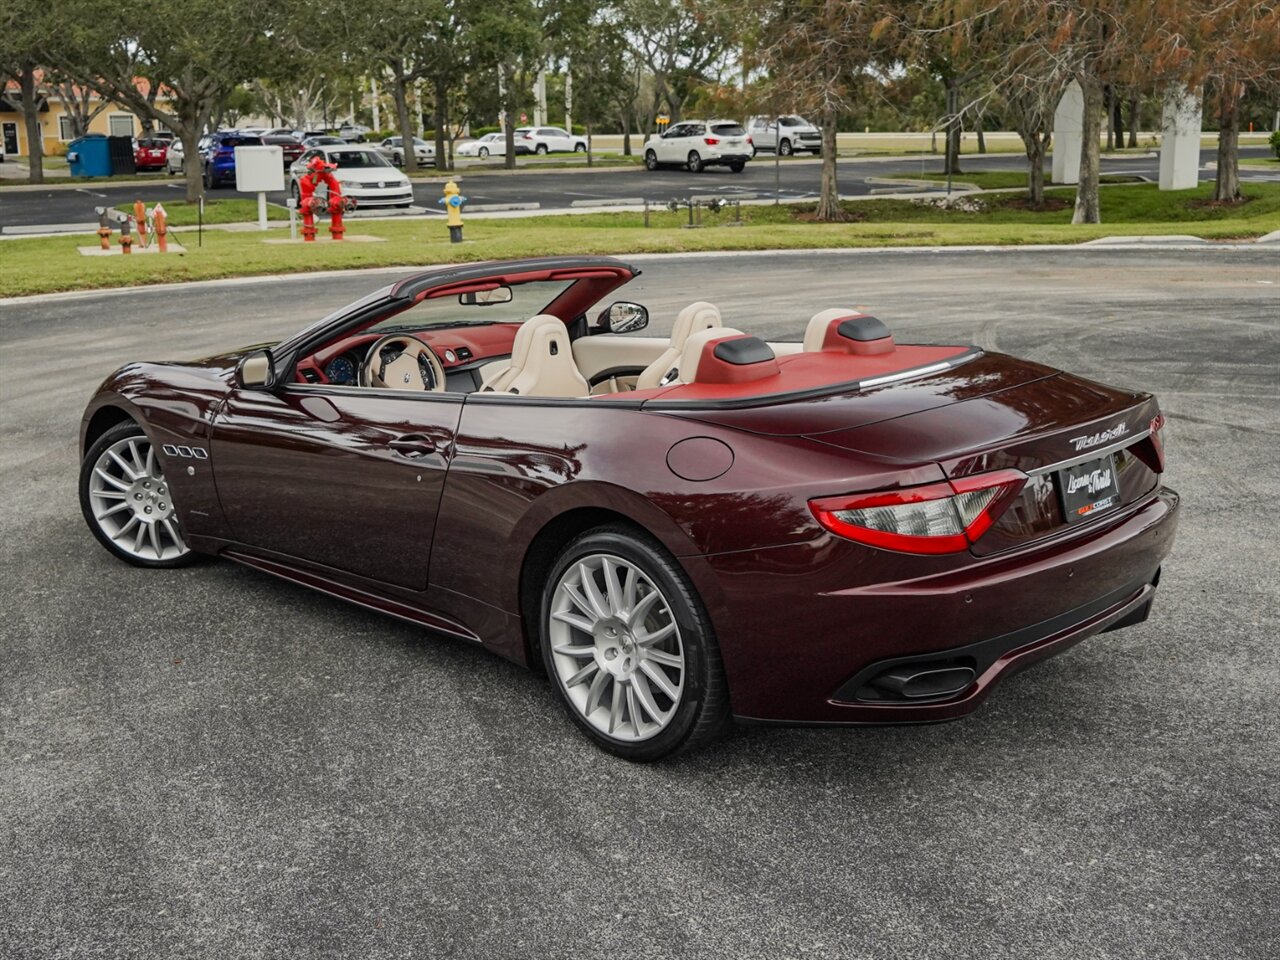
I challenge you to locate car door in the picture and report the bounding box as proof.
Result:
[210,385,462,590]
[548,127,573,151]
[658,124,687,163]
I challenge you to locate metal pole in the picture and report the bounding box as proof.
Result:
[198,196,204,247]
[774,115,781,205]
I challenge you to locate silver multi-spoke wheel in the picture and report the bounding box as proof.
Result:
[548,553,685,742]
[87,435,189,562]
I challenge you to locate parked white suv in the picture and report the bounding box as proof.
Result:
[643,120,752,173]
[746,115,822,156]
[514,126,587,155]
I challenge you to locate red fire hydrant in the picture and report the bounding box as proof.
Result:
[297,156,353,242]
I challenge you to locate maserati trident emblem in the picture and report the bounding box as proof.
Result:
[1070,422,1129,452]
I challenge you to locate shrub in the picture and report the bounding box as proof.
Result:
[1270,130,1280,160]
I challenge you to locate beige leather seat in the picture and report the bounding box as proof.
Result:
[635,301,723,389]
[803,308,861,351]
[480,315,589,398]
[667,327,745,385]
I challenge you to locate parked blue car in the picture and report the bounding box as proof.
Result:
[201,132,263,189]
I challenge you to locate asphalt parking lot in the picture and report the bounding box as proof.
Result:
[4,144,1276,234]
[2,248,1278,958]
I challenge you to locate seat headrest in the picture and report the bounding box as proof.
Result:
[508,314,565,366]
[674,327,743,383]
[802,309,894,355]
[671,301,722,348]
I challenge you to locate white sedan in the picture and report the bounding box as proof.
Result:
[456,132,508,159]
[378,136,436,167]
[289,145,415,209]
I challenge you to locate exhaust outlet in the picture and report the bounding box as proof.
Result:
[870,664,976,700]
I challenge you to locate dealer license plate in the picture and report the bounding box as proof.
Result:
[1058,454,1121,523]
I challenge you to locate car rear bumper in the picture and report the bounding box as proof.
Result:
[707,153,752,164]
[693,486,1179,724]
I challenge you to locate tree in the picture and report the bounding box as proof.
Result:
[468,0,543,169]
[744,0,895,221]
[0,0,59,184]
[49,73,108,141]
[624,0,733,124]
[51,0,286,201]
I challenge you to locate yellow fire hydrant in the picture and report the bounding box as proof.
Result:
[438,180,467,243]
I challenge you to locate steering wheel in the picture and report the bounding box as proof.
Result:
[360,334,446,392]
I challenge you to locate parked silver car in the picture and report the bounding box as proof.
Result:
[378,136,436,167]
[746,115,822,156]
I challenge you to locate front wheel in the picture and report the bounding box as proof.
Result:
[80,421,196,568]
[540,525,731,760]
[687,151,703,173]
[645,150,659,171]
[574,143,586,153]
[779,138,793,157]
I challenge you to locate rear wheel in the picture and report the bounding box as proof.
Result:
[687,151,704,173]
[645,150,659,171]
[729,162,745,173]
[535,143,548,155]
[392,151,403,166]
[540,525,731,760]
[80,421,196,568]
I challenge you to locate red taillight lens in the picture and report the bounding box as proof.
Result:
[1148,413,1166,472]
[746,135,753,145]
[704,137,720,145]
[809,470,1027,554]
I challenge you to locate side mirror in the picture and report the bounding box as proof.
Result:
[237,349,274,389]
[599,301,649,334]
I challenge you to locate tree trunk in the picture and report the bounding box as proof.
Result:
[17,68,45,185]
[944,76,962,175]
[1127,97,1139,147]
[977,126,986,153]
[1213,82,1243,203]
[814,102,843,222]
[502,63,517,171]
[433,77,449,172]
[1018,127,1048,209]
[1112,88,1124,148]
[1073,76,1103,224]
[621,110,631,156]
[181,124,203,203]
[1104,85,1114,151]
[390,65,418,174]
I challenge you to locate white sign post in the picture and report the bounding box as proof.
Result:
[234,145,285,231]
[1052,81,1085,186]
[1159,86,1202,191]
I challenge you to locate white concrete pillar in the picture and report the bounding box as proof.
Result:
[1159,85,1202,191]
[1052,80,1084,185]
[370,75,380,132]
[564,71,572,132]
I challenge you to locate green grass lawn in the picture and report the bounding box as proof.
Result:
[893,171,1144,190]
[1240,156,1280,168]
[112,199,290,226]
[3,182,1276,299]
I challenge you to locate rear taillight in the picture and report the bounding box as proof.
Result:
[809,470,1027,554]
[1148,413,1166,472]
[704,137,720,145]
[746,135,753,145]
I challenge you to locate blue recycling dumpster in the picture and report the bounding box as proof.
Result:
[67,135,112,178]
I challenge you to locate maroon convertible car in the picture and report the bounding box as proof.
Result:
[79,256,1179,759]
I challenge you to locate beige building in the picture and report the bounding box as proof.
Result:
[1,79,170,157]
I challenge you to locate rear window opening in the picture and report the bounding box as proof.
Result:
[711,124,746,136]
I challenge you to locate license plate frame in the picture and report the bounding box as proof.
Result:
[1057,454,1122,524]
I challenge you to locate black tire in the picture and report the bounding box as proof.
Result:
[392,151,403,166]
[645,149,659,171]
[574,143,586,152]
[478,146,489,159]
[779,138,793,157]
[729,162,745,173]
[687,150,703,173]
[79,420,199,569]
[535,143,548,155]
[539,524,732,761]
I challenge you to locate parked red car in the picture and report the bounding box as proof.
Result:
[78,256,1178,760]
[133,138,169,171]
[263,134,304,168]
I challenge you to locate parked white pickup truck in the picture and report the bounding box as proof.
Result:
[746,115,823,156]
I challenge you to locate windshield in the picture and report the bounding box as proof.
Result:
[328,150,392,169]
[711,123,745,136]
[779,116,806,127]
[367,279,576,335]
[219,136,262,147]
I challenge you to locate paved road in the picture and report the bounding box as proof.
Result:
[2,146,1274,234]
[3,248,1279,959]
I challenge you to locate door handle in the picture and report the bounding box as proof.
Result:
[389,434,435,459]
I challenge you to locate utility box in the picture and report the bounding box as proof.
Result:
[66,135,112,178]
[234,145,285,192]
